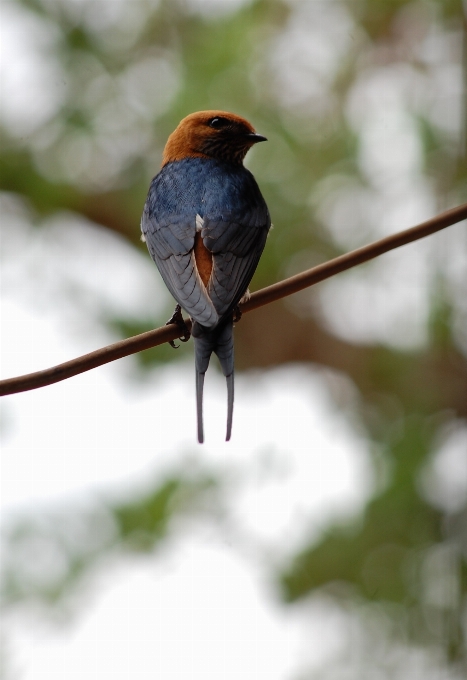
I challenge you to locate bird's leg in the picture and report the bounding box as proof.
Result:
[232,306,242,323]
[233,290,250,323]
[166,304,191,348]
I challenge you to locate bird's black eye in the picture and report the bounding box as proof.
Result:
[208,117,229,129]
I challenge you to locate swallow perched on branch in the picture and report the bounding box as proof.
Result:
[141,111,271,443]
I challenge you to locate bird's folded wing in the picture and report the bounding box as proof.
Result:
[203,210,270,319]
[141,210,219,327]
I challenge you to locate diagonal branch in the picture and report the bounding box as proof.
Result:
[1,202,466,397]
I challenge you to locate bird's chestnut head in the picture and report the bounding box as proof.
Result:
[162,110,267,166]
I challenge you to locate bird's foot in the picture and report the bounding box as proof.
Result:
[166,304,191,348]
[232,305,242,323]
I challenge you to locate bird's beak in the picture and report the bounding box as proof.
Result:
[245,132,268,143]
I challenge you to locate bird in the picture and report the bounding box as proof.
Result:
[141,110,271,443]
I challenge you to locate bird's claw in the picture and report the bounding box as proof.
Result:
[232,306,242,323]
[166,304,191,349]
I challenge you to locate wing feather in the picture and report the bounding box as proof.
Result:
[205,215,269,318]
[142,208,219,327]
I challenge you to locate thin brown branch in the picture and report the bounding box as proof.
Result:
[1,202,466,397]
[242,202,467,312]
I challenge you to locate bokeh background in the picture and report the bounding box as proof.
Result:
[1,0,467,677]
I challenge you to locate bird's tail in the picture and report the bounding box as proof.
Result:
[192,318,234,444]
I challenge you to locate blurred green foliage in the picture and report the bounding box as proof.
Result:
[1,0,466,675]
[282,414,466,659]
[2,471,218,610]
